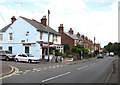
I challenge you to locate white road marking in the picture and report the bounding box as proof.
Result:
[43,67,47,70]
[56,65,59,67]
[15,74,20,75]
[32,69,38,72]
[91,63,96,65]
[17,71,22,73]
[60,65,63,67]
[49,66,52,69]
[77,66,88,70]
[53,66,56,68]
[23,70,30,74]
[42,72,70,82]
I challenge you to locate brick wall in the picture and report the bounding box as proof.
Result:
[60,32,74,52]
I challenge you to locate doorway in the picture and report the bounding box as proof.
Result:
[25,47,29,54]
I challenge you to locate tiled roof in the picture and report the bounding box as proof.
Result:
[65,32,78,40]
[0,24,11,32]
[21,16,61,36]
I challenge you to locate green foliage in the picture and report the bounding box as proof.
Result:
[83,48,88,54]
[104,42,120,55]
[62,44,70,54]
[95,50,99,54]
[72,47,80,53]
[67,54,73,58]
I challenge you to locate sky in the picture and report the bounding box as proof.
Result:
[0,0,119,48]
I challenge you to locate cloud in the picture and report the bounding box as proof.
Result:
[0,0,118,47]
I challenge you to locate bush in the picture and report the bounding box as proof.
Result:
[67,54,73,58]
[83,48,88,54]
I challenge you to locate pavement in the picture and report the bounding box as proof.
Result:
[0,57,97,79]
[107,56,119,83]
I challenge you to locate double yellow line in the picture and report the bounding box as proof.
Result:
[0,66,19,79]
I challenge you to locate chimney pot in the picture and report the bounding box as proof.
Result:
[11,16,16,24]
[41,15,47,27]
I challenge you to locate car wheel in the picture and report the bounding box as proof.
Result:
[15,58,18,62]
[5,57,9,61]
[28,60,31,63]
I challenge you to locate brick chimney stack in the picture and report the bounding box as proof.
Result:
[11,16,16,24]
[58,24,64,33]
[41,16,47,27]
[76,32,80,37]
[69,28,73,34]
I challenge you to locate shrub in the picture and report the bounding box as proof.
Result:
[67,54,73,58]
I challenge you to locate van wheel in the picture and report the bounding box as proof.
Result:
[28,60,31,63]
[5,57,9,61]
[15,58,18,62]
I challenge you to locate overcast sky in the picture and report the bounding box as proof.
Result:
[0,0,118,48]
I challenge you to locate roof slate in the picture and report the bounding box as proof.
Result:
[65,32,78,40]
[21,16,61,35]
[0,24,11,32]
[0,16,61,36]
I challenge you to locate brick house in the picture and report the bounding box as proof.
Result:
[58,24,78,52]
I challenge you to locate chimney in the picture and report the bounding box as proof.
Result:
[76,32,80,37]
[69,28,73,34]
[58,24,64,33]
[41,16,47,27]
[11,16,16,24]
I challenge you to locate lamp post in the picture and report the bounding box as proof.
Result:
[47,10,50,62]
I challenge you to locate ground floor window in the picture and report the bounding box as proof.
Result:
[0,46,2,50]
[25,47,29,54]
[8,46,12,53]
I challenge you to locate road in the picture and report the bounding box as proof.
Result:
[2,56,116,83]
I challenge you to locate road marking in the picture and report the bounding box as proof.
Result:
[56,65,59,67]
[23,70,30,74]
[77,66,88,70]
[32,69,38,72]
[49,66,52,69]
[91,63,96,65]
[53,66,56,68]
[43,67,47,70]
[60,65,63,67]
[0,66,19,79]
[42,72,70,82]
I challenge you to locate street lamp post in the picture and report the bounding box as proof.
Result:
[47,10,50,62]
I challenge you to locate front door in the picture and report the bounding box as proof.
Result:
[25,47,29,54]
[8,46,12,53]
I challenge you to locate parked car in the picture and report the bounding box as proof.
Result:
[97,54,104,58]
[14,53,40,63]
[0,50,15,61]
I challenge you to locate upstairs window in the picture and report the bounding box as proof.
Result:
[9,33,13,41]
[0,34,3,41]
[26,31,29,36]
[40,32,43,40]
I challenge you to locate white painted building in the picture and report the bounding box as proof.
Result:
[0,16,64,59]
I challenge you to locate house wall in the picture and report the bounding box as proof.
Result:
[0,17,41,58]
[61,32,74,52]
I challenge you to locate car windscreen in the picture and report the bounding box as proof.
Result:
[5,51,12,54]
[26,54,34,57]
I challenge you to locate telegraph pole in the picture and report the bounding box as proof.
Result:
[94,37,95,54]
[47,10,50,62]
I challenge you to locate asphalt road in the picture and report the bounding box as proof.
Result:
[2,56,116,83]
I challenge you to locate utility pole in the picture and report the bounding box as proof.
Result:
[47,10,50,62]
[94,37,95,55]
